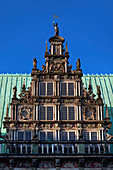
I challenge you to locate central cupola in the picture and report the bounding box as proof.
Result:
[43,22,70,73]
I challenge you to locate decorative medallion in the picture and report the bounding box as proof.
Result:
[18,105,32,120]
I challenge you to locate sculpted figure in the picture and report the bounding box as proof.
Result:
[13,86,17,99]
[76,59,81,69]
[33,58,37,69]
[53,21,59,36]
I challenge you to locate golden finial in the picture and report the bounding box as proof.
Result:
[45,41,48,54]
[66,42,68,53]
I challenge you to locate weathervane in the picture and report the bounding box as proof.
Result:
[53,12,59,36]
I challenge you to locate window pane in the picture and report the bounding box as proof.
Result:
[40,83,46,95]
[18,132,24,141]
[47,132,53,141]
[84,132,89,140]
[25,131,31,141]
[62,132,67,141]
[61,106,67,120]
[47,83,53,96]
[68,83,74,96]
[69,107,75,120]
[69,132,75,141]
[61,83,67,95]
[40,106,46,120]
[91,132,97,141]
[47,106,53,120]
[40,132,46,141]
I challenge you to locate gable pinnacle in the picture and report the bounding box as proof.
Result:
[88,79,92,95]
[22,79,26,92]
[65,42,69,54]
[45,41,48,54]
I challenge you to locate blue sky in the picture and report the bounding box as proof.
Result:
[0,0,113,74]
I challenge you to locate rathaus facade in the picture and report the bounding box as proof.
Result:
[1,23,113,169]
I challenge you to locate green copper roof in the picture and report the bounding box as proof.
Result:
[0,74,113,135]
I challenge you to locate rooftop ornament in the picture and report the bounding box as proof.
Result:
[53,21,59,36]
[76,59,81,70]
[33,58,37,69]
[13,86,17,99]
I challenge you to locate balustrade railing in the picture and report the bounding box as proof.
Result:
[0,140,113,155]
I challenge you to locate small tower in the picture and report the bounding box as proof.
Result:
[44,22,70,73]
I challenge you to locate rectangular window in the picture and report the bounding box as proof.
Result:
[40,82,53,96]
[25,131,31,141]
[47,132,53,141]
[40,83,46,95]
[40,132,46,141]
[69,107,75,120]
[69,132,75,141]
[18,132,24,141]
[40,106,54,121]
[84,132,89,140]
[40,106,46,120]
[62,132,67,141]
[47,106,53,120]
[91,132,97,141]
[61,106,75,121]
[47,83,53,96]
[61,82,74,96]
[61,83,67,95]
[68,83,74,96]
[61,106,67,120]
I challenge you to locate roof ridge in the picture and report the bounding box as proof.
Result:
[83,74,113,77]
[0,73,113,77]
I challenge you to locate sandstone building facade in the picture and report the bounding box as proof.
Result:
[0,23,113,169]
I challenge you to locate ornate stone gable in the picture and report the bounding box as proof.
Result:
[2,22,113,169]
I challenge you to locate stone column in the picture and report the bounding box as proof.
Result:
[36,105,38,120]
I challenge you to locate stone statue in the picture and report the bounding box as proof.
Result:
[76,59,81,69]
[13,86,17,99]
[33,58,37,69]
[53,21,59,36]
